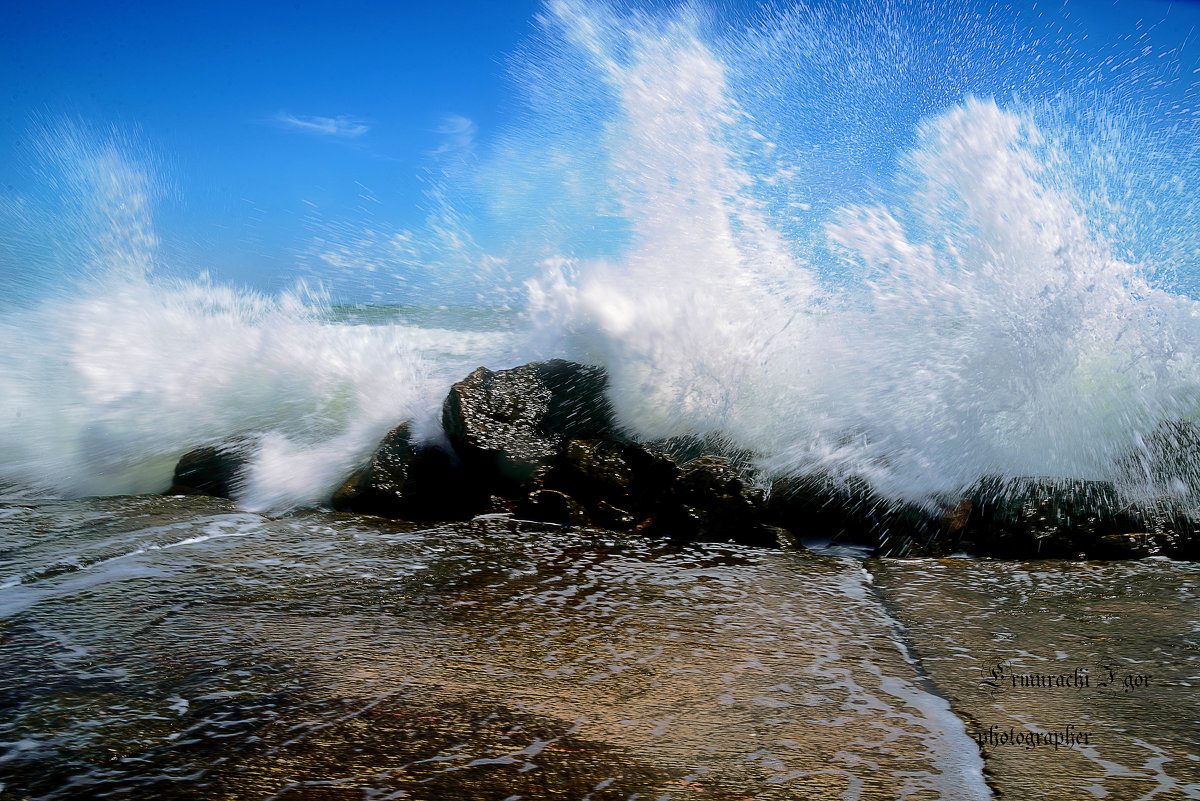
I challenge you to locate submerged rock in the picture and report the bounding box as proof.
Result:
[442,360,616,492]
[332,423,464,520]
[166,443,249,498]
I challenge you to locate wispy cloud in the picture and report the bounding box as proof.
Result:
[274,112,370,138]
[432,114,476,155]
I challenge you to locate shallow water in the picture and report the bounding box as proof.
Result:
[2,497,1195,799]
[5,2,1200,795]
[871,557,1200,800]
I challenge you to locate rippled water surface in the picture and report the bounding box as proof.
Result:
[1,497,1196,800]
[872,558,1200,801]
[1,496,987,799]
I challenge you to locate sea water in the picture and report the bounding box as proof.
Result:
[2,1,1199,512]
[2,497,1197,798]
[2,1,1199,798]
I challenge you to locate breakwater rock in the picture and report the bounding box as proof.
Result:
[166,360,1200,560]
[342,360,781,547]
[331,422,462,520]
[165,442,250,498]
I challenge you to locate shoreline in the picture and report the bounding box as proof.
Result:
[2,495,1196,799]
[164,358,1200,563]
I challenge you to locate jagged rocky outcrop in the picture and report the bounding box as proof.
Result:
[1117,419,1200,498]
[914,478,1199,560]
[442,360,617,493]
[654,455,779,546]
[329,359,781,547]
[767,472,1200,559]
[515,489,590,526]
[766,473,940,555]
[331,422,464,520]
[165,443,249,498]
[167,359,1200,560]
[955,478,1125,558]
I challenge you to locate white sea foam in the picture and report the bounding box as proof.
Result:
[2,2,1199,511]
[0,121,525,508]
[525,2,1200,504]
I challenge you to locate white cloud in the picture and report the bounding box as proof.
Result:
[432,114,476,155]
[274,112,369,138]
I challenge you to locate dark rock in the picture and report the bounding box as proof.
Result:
[1091,533,1172,560]
[546,439,636,508]
[957,477,1125,558]
[536,359,617,440]
[591,500,636,530]
[332,423,466,520]
[939,499,973,536]
[620,441,683,513]
[1103,504,1200,560]
[1117,420,1200,498]
[648,433,758,475]
[766,473,936,555]
[539,438,696,533]
[166,444,249,498]
[653,455,776,546]
[329,468,367,510]
[675,455,764,510]
[442,360,616,493]
[867,477,1200,560]
[516,489,590,526]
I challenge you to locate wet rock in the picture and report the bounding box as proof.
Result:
[676,456,764,510]
[654,455,776,546]
[166,444,249,498]
[1104,504,1200,560]
[539,439,688,532]
[648,433,758,475]
[442,360,616,493]
[546,439,636,508]
[861,478,1200,559]
[1092,533,1172,560]
[1117,419,1200,497]
[332,423,465,520]
[957,478,1125,558]
[591,500,636,530]
[620,441,684,514]
[516,489,590,526]
[939,499,973,536]
[766,473,935,555]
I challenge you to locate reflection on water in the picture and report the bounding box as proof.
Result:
[1,496,986,799]
[3,498,1197,799]
[870,558,1200,801]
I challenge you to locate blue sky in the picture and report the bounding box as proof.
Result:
[1,0,542,296]
[2,0,1198,302]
